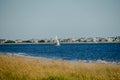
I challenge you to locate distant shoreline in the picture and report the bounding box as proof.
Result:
[0,42,120,45]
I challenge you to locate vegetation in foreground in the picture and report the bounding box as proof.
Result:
[0,54,120,80]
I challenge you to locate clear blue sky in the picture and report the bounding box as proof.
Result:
[0,0,120,40]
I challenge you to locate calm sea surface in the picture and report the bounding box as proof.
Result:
[0,43,120,62]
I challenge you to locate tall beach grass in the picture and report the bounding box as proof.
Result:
[0,53,120,80]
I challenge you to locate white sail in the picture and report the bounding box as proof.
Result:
[55,36,60,46]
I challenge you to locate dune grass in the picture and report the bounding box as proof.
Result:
[0,54,120,80]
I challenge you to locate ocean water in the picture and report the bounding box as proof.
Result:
[0,43,120,63]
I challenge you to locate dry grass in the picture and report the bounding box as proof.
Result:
[0,54,120,80]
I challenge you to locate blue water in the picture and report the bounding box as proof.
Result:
[0,43,120,62]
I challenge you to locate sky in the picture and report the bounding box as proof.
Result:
[0,0,120,40]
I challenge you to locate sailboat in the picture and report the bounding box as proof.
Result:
[54,36,60,46]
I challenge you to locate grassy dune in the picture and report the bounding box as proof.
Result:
[0,54,120,80]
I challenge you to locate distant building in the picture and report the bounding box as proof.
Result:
[44,39,48,43]
[0,39,6,43]
[78,38,86,42]
[93,37,101,42]
[107,37,114,42]
[15,39,23,43]
[86,38,93,42]
[99,38,107,42]
[30,39,39,43]
[67,38,76,42]
[61,39,68,42]
[93,38,100,42]
[115,37,120,42]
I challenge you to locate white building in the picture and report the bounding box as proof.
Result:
[0,39,6,43]
[30,39,39,43]
[15,39,23,43]
[107,37,113,42]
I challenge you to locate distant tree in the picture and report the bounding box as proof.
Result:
[5,40,15,43]
[39,40,45,43]
[22,40,31,43]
